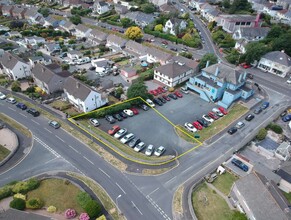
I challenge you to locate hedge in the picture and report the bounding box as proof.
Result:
[0,186,13,200]
[26,198,44,209]
[266,123,283,134]
[12,178,40,194]
[10,198,26,210]
[256,128,267,141]
[76,192,91,208]
[84,200,101,218]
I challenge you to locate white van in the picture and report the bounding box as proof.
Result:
[77,57,91,65]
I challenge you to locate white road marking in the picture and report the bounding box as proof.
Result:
[34,136,60,158]
[181,166,192,174]
[116,182,126,194]
[131,201,143,215]
[99,168,110,178]
[83,156,94,165]
[8,107,16,111]
[44,157,58,164]
[19,113,27,118]
[31,119,40,125]
[165,176,176,185]
[68,145,79,154]
[55,135,65,142]
[147,187,159,197]
[44,128,52,133]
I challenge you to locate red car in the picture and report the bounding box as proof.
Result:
[174,91,183,98]
[192,121,203,130]
[208,111,219,120]
[162,95,170,101]
[218,106,228,115]
[157,87,166,93]
[155,88,162,94]
[130,107,139,115]
[108,125,120,135]
[240,62,251,69]
[149,90,158,96]
[162,40,168,45]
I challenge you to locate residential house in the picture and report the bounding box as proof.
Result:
[277,0,291,10]
[216,14,262,33]
[154,61,194,87]
[200,3,220,22]
[0,25,9,32]
[277,159,291,193]
[44,16,64,28]
[93,1,110,14]
[24,8,43,24]
[168,55,199,72]
[146,47,173,65]
[189,0,207,11]
[91,58,113,73]
[0,52,31,80]
[230,172,290,220]
[24,36,46,46]
[63,0,83,8]
[186,62,254,108]
[63,76,108,112]
[32,63,71,94]
[59,21,75,33]
[45,43,61,53]
[163,18,187,35]
[74,24,92,38]
[149,0,168,7]
[7,31,22,38]
[232,27,270,41]
[11,6,26,19]
[121,11,155,27]
[106,34,127,52]
[1,5,14,17]
[251,0,269,12]
[159,3,178,13]
[115,4,128,15]
[28,56,52,69]
[120,67,137,78]
[234,39,248,54]
[88,29,108,45]
[277,10,291,23]
[257,51,291,78]
[123,40,148,59]
[67,50,83,60]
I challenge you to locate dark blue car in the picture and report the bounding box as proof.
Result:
[282,114,291,122]
[261,101,269,110]
[16,103,27,110]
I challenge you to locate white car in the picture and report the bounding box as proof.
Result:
[120,133,135,144]
[236,121,245,129]
[6,97,16,104]
[184,122,197,133]
[114,128,127,139]
[287,77,291,84]
[146,99,155,108]
[134,142,146,152]
[145,144,154,156]
[123,109,133,117]
[180,87,189,94]
[89,118,99,127]
[154,146,165,157]
[0,92,6,100]
[202,114,214,123]
[212,108,224,117]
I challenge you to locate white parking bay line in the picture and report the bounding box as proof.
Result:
[55,135,65,142]
[83,156,94,165]
[116,182,126,194]
[19,113,27,118]
[99,168,110,178]
[31,119,40,125]
[131,201,143,215]
[44,128,52,133]
[8,107,16,111]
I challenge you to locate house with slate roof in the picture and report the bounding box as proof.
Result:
[24,8,43,24]
[88,29,108,45]
[186,62,254,108]
[64,76,108,112]
[257,51,291,77]
[1,5,14,17]
[93,1,111,14]
[11,6,27,19]
[232,27,270,41]
[74,24,92,38]
[106,34,127,52]
[123,40,148,58]
[163,18,187,35]
[121,11,155,27]
[200,3,221,22]
[59,21,75,33]
[146,47,173,65]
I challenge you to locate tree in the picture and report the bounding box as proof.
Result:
[9,21,24,29]
[222,0,231,9]
[182,33,193,41]
[272,31,291,56]
[35,51,43,56]
[125,26,143,40]
[11,81,21,92]
[179,52,193,59]
[38,8,49,17]
[120,18,134,28]
[140,3,156,14]
[198,53,218,70]
[256,128,267,141]
[61,64,70,70]
[84,200,101,218]
[70,15,82,25]
[265,25,284,41]
[242,42,271,64]
[225,49,240,64]
[10,198,26,210]
[231,211,247,220]
[127,81,150,100]
[154,24,163,32]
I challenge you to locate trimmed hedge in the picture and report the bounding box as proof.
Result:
[266,123,283,134]
[12,178,40,194]
[0,186,13,200]
[10,198,26,210]
[76,192,101,218]
[26,198,44,209]
[76,192,91,208]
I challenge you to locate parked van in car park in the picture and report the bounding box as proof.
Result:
[77,57,90,65]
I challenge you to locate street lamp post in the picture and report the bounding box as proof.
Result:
[116,194,122,216]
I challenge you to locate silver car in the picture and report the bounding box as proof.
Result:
[89,118,99,127]
[114,128,127,139]
[134,142,146,152]
[145,145,154,156]
[120,133,135,144]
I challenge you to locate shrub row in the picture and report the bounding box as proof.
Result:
[266,123,283,134]
[76,192,101,218]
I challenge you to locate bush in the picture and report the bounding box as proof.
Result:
[84,200,101,218]
[13,193,26,200]
[65,208,77,219]
[25,86,36,93]
[47,205,57,213]
[76,192,91,208]
[10,198,26,210]
[26,198,43,209]
[12,178,40,194]
[256,128,267,141]
[266,123,283,134]
[11,81,21,92]
[0,186,13,200]
[79,213,90,220]
[96,215,107,220]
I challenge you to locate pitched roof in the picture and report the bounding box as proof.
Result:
[0,209,50,220]
[61,21,75,29]
[64,76,95,101]
[75,24,90,33]
[219,14,257,22]
[98,1,109,6]
[261,51,291,67]
[1,52,24,70]
[89,29,108,40]
[107,34,127,46]
[68,50,82,56]
[239,27,270,39]
[169,56,199,70]
[2,5,14,12]
[12,6,26,14]
[123,11,154,23]
[147,47,173,61]
[169,18,184,27]
[125,40,148,55]
[24,8,39,17]
[155,62,191,78]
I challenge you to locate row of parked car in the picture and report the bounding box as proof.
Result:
[107,125,166,156]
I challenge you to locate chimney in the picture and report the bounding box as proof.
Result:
[8,56,12,61]
[206,60,210,68]
[215,66,219,76]
[76,82,80,88]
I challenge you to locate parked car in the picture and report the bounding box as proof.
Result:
[174,91,183,98]
[146,99,155,108]
[240,62,251,69]
[16,103,27,110]
[197,118,209,128]
[208,111,219,120]
[120,133,135,144]
[114,128,127,138]
[145,144,154,156]
[231,158,249,172]
[158,97,166,103]
[236,121,245,129]
[261,101,269,110]
[254,108,262,114]
[192,121,203,130]
[113,113,123,121]
[108,125,120,135]
[282,114,291,122]
[228,127,237,135]
[218,107,228,115]
[287,77,291,84]
[149,90,158,96]
[157,87,166,93]
[89,118,100,126]
[130,107,139,115]
[49,120,60,129]
[246,73,254,79]
[153,98,163,106]
[162,40,168,45]
[89,66,96,71]
[202,114,214,123]
[168,93,177,100]
[134,142,146,152]
[128,138,141,148]
[6,97,16,104]
[105,115,116,124]
[119,111,128,119]
[26,108,40,117]
[123,109,134,116]
[162,95,170,101]
[212,108,224,117]
[140,104,149,111]
[0,92,6,100]
[154,146,165,157]
[170,47,178,51]
[245,114,255,121]
[180,87,189,94]
[184,122,197,133]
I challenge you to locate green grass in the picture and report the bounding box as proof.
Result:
[0,113,31,137]
[0,144,10,161]
[27,179,85,213]
[212,172,238,195]
[283,191,291,203]
[49,100,71,111]
[175,125,199,144]
[192,183,236,220]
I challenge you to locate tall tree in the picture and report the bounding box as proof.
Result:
[127,81,151,100]
[125,26,143,40]
[198,53,218,70]
[242,42,271,64]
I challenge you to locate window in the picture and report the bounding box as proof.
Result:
[246,22,251,25]
[235,22,240,25]
[241,22,245,25]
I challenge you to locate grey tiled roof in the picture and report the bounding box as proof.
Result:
[219,14,257,22]
[147,47,173,62]
[107,34,127,46]
[89,29,108,41]
[75,24,90,33]
[0,209,50,220]
[1,52,24,69]
[64,76,94,101]
[239,27,270,39]
[155,62,191,78]
[261,51,291,67]
[125,40,148,56]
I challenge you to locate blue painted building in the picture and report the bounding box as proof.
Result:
[186,63,254,108]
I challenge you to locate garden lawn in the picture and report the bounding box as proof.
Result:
[0,144,10,161]
[212,172,238,195]
[27,179,85,214]
[49,100,71,111]
[192,183,235,220]
[283,191,291,203]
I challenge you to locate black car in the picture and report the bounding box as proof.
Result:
[281,110,287,117]
[197,118,209,128]
[140,104,149,111]
[170,47,178,51]
[105,115,116,124]
[113,113,123,121]
[89,66,96,71]
[119,111,128,119]
[26,108,40,117]
[128,138,141,148]
[153,98,163,106]
[228,127,238,135]
[254,108,262,114]
[168,93,177,100]
[158,97,166,103]
[245,114,255,121]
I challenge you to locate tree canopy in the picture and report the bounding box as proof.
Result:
[125,26,143,40]
[154,24,163,32]
[127,81,151,100]
[140,3,156,14]
[69,15,82,25]
[242,42,271,64]
[38,8,49,17]
[199,53,218,70]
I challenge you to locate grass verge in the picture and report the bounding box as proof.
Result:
[142,166,174,175]
[173,185,184,215]
[212,172,238,196]
[283,191,291,203]
[69,173,125,220]
[174,125,199,144]
[0,144,10,161]
[27,178,85,213]
[0,112,31,137]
